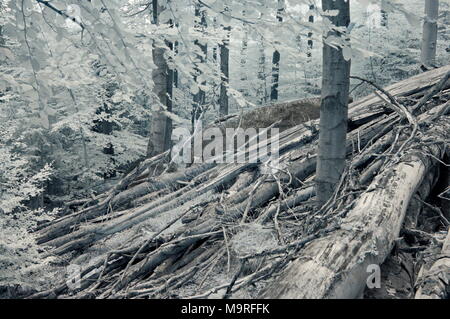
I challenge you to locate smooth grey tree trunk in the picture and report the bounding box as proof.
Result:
[192,4,208,130]
[421,0,439,68]
[239,10,249,98]
[219,26,230,116]
[316,0,351,206]
[147,1,172,157]
[270,0,285,101]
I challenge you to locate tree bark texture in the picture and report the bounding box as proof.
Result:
[316,0,351,206]
[421,0,439,67]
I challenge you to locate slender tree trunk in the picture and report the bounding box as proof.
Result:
[239,10,249,98]
[174,21,179,89]
[147,1,172,157]
[0,1,10,56]
[421,0,439,68]
[257,29,267,105]
[192,4,207,130]
[270,0,285,101]
[211,16,221,109]
[0,23,6,103]
[0,26,4,47]
[307,4,314,58]
[173,43,179,88]
[316,0,351,206]
[212,18,218,63]
[219,26,230,116]
[165,38,174,152]
[381,0,388,27]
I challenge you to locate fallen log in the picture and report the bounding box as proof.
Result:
[415,229,450,299]
[261,117,449,299]
[364,157,442,299]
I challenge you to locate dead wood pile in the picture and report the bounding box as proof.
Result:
[31,66,450,299]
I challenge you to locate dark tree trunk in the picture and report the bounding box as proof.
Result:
[165,39,174,152]
[270,0,285,101]
[307,4,314,57]
[381,0,388,27]
[174,23,179,89]
[219,26,230,116]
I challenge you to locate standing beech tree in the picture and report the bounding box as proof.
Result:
[316,0,352,206]
[147,0,173,157]
[421,0,440,68]
[192,3,208,129]
[239,10,249,98]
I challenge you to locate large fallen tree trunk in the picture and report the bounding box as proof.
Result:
[261,117,449,298]
[364,160,443,299]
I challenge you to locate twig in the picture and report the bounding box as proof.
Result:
[413,70,450,114]
[222,226,231,273]
[198,248,226,290]
[274,204,284,245]
[351,76,420,163]
[35,0,85,29]
[240,179,262,224]
[351,76,417,127]
[223,259,246,299]
[417,198,450,227]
